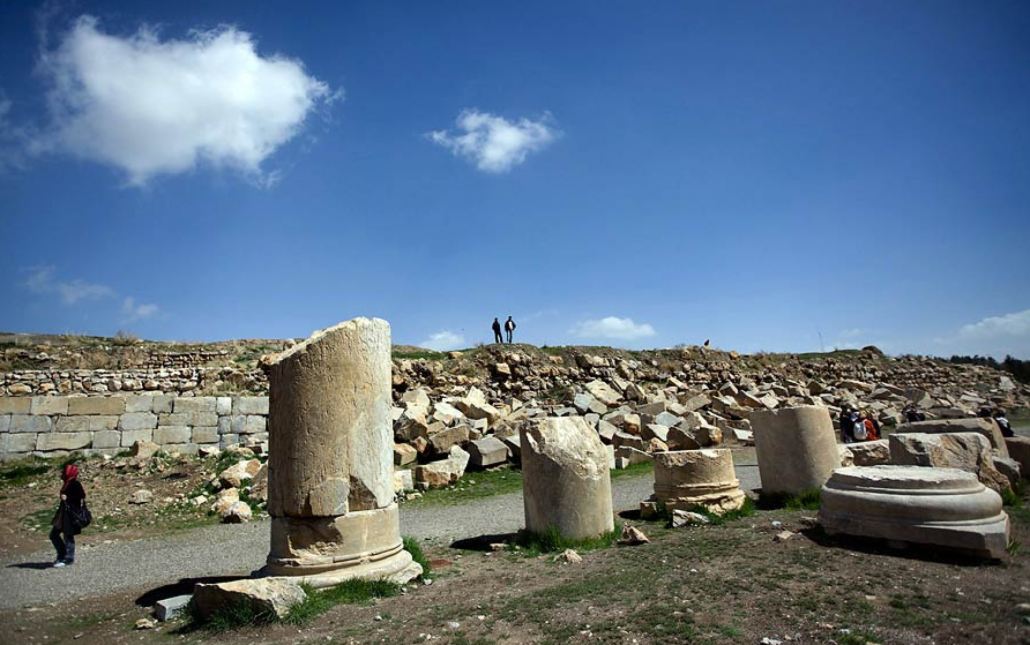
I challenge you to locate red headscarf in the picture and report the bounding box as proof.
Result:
[61,463,78,491]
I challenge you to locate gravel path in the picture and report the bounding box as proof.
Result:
[0,459,760,609]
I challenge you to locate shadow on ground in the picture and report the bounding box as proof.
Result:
[449,533,517,552]
[135,575,246,607]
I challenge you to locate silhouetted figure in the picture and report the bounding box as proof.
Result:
[704,339,710,347]
[505,316,516,343]
[492,318,502,344]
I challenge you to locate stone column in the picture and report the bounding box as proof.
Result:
[750,405,839,496]
[648,449,745,514]
[264,318,420,586]
[521,417,614,540]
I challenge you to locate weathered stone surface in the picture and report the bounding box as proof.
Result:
[393,442,417,466]
[68,397,125,415]
[192,426,219,444]
[193,578,307,621]
[393,469,413,493]
[30,396,68,416]
[131,439,160,458]
[819,466,1009,559]
[154,426,190,445]
[222,501,253,523]
[9,415,51,433]
[37,432,92,452]
[646,449,745,514]
[585,380,621,407]
[848,439,891,466]
[131,489,154,504]
[666,425,701,451]
[415,445,470,488]
[993,456,1021,488]
[1005,436,1030,477]
[220,459,262,488]
[5,433,37,453]
[889,433,1011,494]
[0,414,8,434]
[521,417,614,540]
[154,595,191,622]
[0,399,30,414]
[119,412,158,431]
[235,397,270,415]
[427,424,470,455]
[174,397,217,414]
[751,406,839,495]
[121,429,154,446]
[897,418,1008,457]
[124,395,154,413]
[468,435,508,469]
[264,319,419,584]
[92,430,121,449]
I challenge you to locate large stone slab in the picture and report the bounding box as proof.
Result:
[192,578,306,621]
[848,439,890,466]
[819,465,1009,559]
[467,435,509,469]
[0,399,30,414]
[889,432,1011,494]
[68,397,125,416]
[36,432,92,452]
[415,445,470,488]
[751,405,839,495]
[521,417,614,540]
[896,418,1008,457]
[30,397,68,415]
[1005,436,1030,477]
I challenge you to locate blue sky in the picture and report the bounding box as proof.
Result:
[1,1,1028,358]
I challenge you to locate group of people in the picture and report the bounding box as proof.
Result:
[838,406,882,443]
[491,316,517,344]
[979,406,1014,438]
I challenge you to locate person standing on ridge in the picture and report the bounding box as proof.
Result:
[492,317,503,344]
[505,316,516,343]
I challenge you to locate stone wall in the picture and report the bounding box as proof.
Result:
[0,395,269,460]
[1,368,268,397]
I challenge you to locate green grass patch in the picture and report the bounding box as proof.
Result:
[685,496,757,526]
[22,506,57,531]
[0,457,52,487]
[392,350,449,361]
[836,628,881,645]
[404,466,524,507]
[402,536,431,579]
[757,488,821,511]
[512,522,621,556]
[610,460,655,480]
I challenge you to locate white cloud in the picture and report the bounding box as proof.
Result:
[31,15,336,185]
[932,309,1030,358]
[24,265,115,305]
[120,297,159,323]
[571,316,657,341]
[428,109,558,173]
[418,331,465,352]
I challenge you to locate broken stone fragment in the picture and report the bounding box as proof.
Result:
[192,578,307,621]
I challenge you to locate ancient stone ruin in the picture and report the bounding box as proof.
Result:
[819,465,1010,559]
[750,405,840,495]
[521,416,614,540]
[263,318,421,586]
[643,449,745,515]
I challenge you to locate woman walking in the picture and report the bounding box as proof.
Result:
[50,463,86,568]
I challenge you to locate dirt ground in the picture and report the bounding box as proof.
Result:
[1,497,1027,645]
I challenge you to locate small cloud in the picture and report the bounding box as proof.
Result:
[24,265,115,305]
[571,316,657,341]
[120,297,159,323]
[428,109,558,173]
[20,15,337,186]
[955,309,1030,340]
[418,330,465,352]
[932,309,1030,359]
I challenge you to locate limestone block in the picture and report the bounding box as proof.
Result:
[154,426,190,444]
[234,396,270,415]
[7,433,39,453]
[37,432,92,452]
[216,397,232,415]
[152,395,175,414]
[393,443,417,466]
[427,424,469,455]
[10,415,51,434]
[641,424,670,443]
[268,319,394,516]
[897,418,1008,457]
[68,397,125,415]
[124,395,154,413]
[993,456,1021,488]
[90,415,119,431]
[55,416,91,432]
[415,445,470,488]
[585,380,621,407]
[400,389,430,412]
[219,433,240,448]
[218,417,232,435]
[174,397,217,414]
[889,433,1011,494]
[0,398,30,414]
[30,396,68,416]
[819,465,1009,559]
[0,414,8,434]
[192,426,219,444]
[521,417,614,540]
[193,578,307,621]
[613,431,647,451]
[233,415,266,435]
[119,412,158,431]
[666,425,701,451]
[393,469,413,494]
[121,429,154,447]
[394,410,429,441]
[468,435,509,469]
[92,431,121,449]
[648,449,745,514]
[838,444,854,467]
[751,405,839,496]
[1005,436,1030,477]
[614,446,653,468]
[848,439,891,466]
[220,459,262,488]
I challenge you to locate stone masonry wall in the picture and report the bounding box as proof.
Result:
[0,395,268,460]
